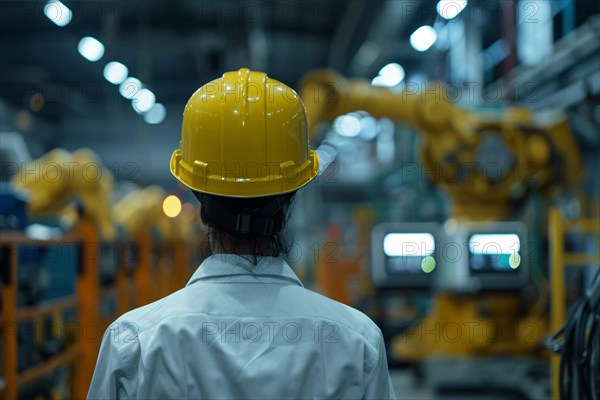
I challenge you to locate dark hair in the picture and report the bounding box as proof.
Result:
[193,191,295,264]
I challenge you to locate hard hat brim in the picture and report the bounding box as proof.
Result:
[170,149,319,198]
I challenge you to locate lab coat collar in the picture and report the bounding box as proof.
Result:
[186,253,304,288]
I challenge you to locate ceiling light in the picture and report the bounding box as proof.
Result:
[44,0,72,27]
[144,103,166,124]
[119,77,142,99]
[372,63,405,87]
[103,62,128,85]
[410,26,437,52]
[77,37,104,62]
[371,76,386,86]
[334,114,361,137]
[132,89,156,113]
[436,0,468,20]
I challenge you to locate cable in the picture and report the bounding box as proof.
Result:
[545,268,600,399]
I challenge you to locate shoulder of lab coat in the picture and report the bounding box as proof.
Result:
[87,254,397,399]
[88,291,395,399]
[87,318,142,399]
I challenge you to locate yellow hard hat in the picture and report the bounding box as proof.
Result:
[170,68,319,198]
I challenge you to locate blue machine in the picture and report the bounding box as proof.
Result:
[0,183,29,231]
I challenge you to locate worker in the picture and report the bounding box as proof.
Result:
[87,68,396,399]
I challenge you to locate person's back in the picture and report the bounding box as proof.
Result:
[87,69,396,399]
[88,254,395,399]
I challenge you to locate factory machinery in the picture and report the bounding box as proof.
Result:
[299,70,599,397]
[0,146,206,399]
[0,71,597,397]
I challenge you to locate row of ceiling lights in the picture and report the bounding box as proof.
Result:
[372,0,468,88]
[325,1,470,155]
[43,0,166,124]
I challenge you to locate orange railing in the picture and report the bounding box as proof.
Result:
[0,221,200,399]
[549,208,600,399]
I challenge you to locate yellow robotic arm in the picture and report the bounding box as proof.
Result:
[11,148,116,240]
[299,70,583,220]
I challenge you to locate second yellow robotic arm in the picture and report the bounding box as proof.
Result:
[299,70,583,220]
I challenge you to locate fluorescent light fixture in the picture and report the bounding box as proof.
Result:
[468,233,520,255]
[371,63,405,87]
[131,89,156,113]
[77,37,104,62]
[436,0,468,20]
[103,62,128,85]
[119,77,142,99]
[334,114,361,137]
[144,103,166,124]
[383,233,435,257]
[410,26,437,52]
[44,0,72,27]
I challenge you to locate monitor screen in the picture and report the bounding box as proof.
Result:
[468,233,521,273]
[371,223,442,289]
[383,232,437,274]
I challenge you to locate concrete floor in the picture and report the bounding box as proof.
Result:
[388,358,551,400]
[390,370,434,399]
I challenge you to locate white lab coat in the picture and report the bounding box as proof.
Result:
[88,253,396,399]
